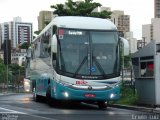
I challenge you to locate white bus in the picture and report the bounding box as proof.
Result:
[28,16,129,109]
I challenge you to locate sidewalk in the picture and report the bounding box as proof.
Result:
[110,104,160,113]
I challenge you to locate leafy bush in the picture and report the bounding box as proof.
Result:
[116,84,138,105]
[110,83,138,106]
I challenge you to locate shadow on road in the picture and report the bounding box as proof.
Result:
[32,96,106,110]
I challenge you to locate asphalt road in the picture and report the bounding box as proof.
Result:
[0,94,159,120]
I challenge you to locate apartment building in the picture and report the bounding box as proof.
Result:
[155,0,160,18]
[142,18,160,44]
[125,32,137,53]
[15,22,32,45]
[0,17,32,49]
[142,24,152,45]
[37,11,54,31]
[1,22,9,49]
[111,10,130,37]
[0,17,32,66]
[142,0,160,45]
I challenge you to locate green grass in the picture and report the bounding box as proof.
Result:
[111,85,138,106]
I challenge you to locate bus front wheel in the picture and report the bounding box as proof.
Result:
[46,86,53,106]
[98,101,107,109]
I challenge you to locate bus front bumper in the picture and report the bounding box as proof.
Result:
[51,83,120,101]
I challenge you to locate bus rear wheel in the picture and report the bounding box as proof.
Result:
[98,101,107,109]
[33,93,41,102]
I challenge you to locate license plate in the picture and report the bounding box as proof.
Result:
[85,94,96,98]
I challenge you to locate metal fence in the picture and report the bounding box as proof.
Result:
[121,68,136,94]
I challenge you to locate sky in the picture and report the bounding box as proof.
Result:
[0,0,154,39]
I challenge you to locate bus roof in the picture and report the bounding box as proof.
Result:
[52,16,117,30]
[34,16,117,42]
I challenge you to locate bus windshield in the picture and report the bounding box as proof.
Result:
[57,29,119,79]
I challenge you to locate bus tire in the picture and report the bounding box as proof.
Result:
[98,101,107,109]
[34,93,41,102]
[46,86,53,106]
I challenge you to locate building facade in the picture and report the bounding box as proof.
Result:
[11,49,27,66]
[111,10,130,37]
[1,22,9,49]
[110,10,137,53]
[0,49,26,65]
[142,18,160,44]
[92,8,130,37]
[0,17,32,49]
[37,11,54,31]
[155,0,160,18]
[142,24,152,45]
[142,0,160,46]
[125,32,137,53]
[15,23,32,45]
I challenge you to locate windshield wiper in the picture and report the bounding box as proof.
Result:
[73,56,87,77]
[92,56,107,78]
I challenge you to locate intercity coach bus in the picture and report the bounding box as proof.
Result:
[27,16,129,109]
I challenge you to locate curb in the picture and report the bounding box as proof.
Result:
[109,104,160,113]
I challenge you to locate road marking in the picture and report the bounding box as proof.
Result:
[0,107,26,114]
[0,107,58,120]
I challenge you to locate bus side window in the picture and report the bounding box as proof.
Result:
[52,53,56,68]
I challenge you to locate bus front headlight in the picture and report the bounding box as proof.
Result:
[110,93,116,99]
[61,91,69,98]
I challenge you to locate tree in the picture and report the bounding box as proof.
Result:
[34,30,41,35]
[51,0,112,18]
[0,58,3,64]
[9,63,25,76]
[33,30,42,39]
[0,58,12,85]
[0,58,6,83]
[124,54,132,68]
[9,63,25,87]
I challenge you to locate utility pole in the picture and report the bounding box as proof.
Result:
[18,69,20,93]
[4,40,11,92]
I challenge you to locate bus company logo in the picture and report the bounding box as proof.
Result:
[76,80,88,85]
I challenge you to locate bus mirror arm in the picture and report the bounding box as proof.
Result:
[26,46,32,59]
[51,35,57,53]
